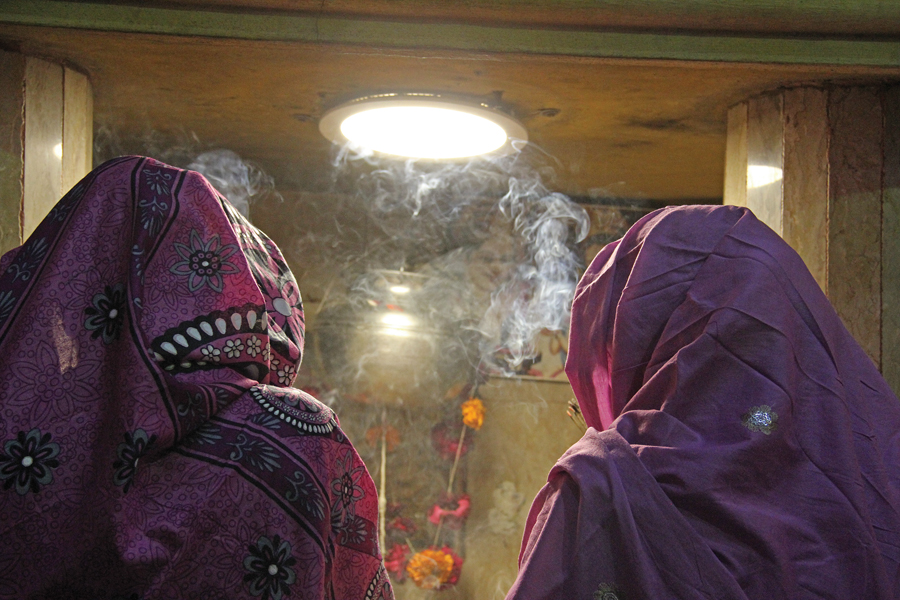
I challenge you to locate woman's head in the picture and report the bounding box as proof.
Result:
[565,204,870,433]
[0,156,305,450]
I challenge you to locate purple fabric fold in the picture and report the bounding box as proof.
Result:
[0,157,393,600]
[508,205,900,599]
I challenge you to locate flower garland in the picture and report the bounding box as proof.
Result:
[387,388,486,591]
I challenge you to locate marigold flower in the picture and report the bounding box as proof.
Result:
[406,547,461,590]
[461,398,485,430]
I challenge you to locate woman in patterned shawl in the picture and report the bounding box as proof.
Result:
[507,205,900,599]
[0,156,393,600]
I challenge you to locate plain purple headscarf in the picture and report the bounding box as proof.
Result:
[507,205,900,599]
[0,157,392,600]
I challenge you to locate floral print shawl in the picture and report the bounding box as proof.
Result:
[0,157,392,600]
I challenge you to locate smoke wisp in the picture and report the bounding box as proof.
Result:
[94,127,279,220]
[330,143,589,374]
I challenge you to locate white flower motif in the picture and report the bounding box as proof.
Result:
[224,339,244,359]
[277,364,296,385]
[246,336,262,357]
[201,345,221,363]
[262,343,272,362]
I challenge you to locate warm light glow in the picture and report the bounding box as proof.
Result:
[381,313,415,328]
[341,107,508,159]
[390,285,411,295]
[747,165,783,189]
[53,143,63,159]
[319,94,528,160]
[380,327,413,338]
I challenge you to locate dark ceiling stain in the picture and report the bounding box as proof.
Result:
[610,139,653,149]
[627,117,691,131]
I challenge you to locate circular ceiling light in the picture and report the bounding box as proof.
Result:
[319,93,528,160]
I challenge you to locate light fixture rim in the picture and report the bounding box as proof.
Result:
[319,93,528,159]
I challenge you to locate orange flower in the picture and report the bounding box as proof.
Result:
[461,398,485,431]
[406,548,455,590]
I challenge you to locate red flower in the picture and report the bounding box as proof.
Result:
[431,421,472,461]
[387,516,417,534]
[428,494,471,530]
[385,543,411,582]
[438,546,464,588]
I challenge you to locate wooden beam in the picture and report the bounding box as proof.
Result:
[2,1,900,67]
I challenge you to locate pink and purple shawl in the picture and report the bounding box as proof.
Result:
[0,157,392,600]
[507,205,900,599]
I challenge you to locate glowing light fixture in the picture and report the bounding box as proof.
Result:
[390,285,410,295]
[381,313,415,328]
[53,143,63,159]
[319,93,528,160]
[747,165,783,189]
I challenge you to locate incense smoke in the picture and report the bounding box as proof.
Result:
[331,144,589,374]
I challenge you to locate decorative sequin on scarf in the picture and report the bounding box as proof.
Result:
[594,583,623,600]
[742,404,778,435]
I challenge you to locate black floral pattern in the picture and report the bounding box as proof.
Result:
[185,422,223,446]
[138,169,173,236]
[332,452,366,517]
[285,469,325,520]
[243,535,297,600]
[143,168,172,196]
[338,514,369,545]
[0,429,60,495]
[170,230,240,293]
[84,283,126,344]
[0,290,16,323]
[249,412,283,431]
[228,433,281,473]
[5,237,49,282]
[113,429,157,493]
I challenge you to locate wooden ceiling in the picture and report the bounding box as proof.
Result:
[2,1,900,201]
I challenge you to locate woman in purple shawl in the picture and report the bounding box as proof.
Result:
[0,157,393,600]
[507,205,900,599]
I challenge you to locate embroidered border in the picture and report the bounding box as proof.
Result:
[150,303,268,372]
[249,386,337,435]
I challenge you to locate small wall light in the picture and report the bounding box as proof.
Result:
[319,93,528,160]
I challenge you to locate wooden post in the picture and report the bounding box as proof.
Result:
[724,84,899,386]
[0,51,93,247]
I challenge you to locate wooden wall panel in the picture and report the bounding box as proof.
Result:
[782,87,828,291]
[746,93,784,235]
[23,57,63,240]
[62,67,93,193]
[828,86,884,368]
[723,102,748,208]
[883,86,900,393]
[0,50,25,255]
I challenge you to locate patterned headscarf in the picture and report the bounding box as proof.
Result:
[0,157,392,599]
